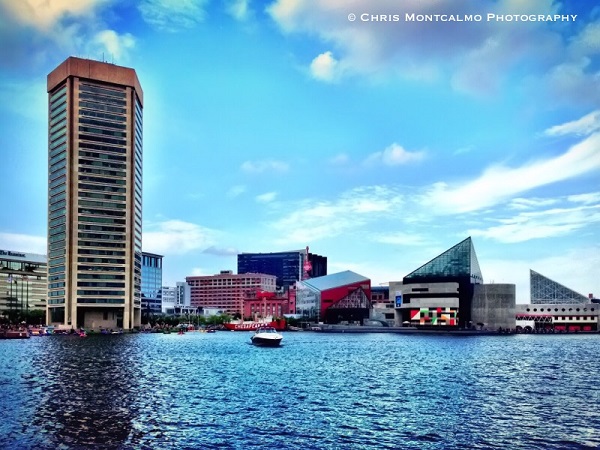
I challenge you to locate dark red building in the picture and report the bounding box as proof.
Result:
[295,271,371,323]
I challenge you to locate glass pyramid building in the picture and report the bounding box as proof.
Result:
[530,270,588,304]
[404,237,483,284]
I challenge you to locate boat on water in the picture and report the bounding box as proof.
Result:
[224,317,286,331]
[250,327,283,347]
[1,329,30,339]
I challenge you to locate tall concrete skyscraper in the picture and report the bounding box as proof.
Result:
[47,57,143,330]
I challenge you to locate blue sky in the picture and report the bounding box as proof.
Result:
[0,0,599,302]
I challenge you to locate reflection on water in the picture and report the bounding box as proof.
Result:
[10,335,140,448]
[1,332,600,449]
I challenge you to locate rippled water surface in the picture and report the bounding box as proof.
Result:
[1,332,599,449]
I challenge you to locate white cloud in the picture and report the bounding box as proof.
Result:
[93,30,135,61]
[329,153,350,165]
[372,232,430,246]
[267,0,598,104]
[421,132,600,214]
[569,20,600,57]
[138,0,208,32]
[365,142,425,166]
[469,204,600,244]
[143,219,216,255]
[508,197,559,210]
[0,233,46,254]
[226,0,251,21]
[256,192,277,203]
[310,51,340,82]
[544,110,600,137]
[270,185,403,244]
[0,0,105,31]
[241,159,289,173]
[227,185,247,198]
[567,192,600,205]
[541,58,600,107]
[485,245,600,303]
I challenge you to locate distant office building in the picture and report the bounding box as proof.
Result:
[47,56,143,330]
[176,281,190,307]
[161,286,177,314]
[141,252,163,319]
[530,270,588,304]
[0,250,47,317]
[237,248,327,289]
[186,270,277,315]
[295,270,371,323]
[394,237,515,330]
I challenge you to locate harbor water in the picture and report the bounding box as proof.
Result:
[1,331,599,449]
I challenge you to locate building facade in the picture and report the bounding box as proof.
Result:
[0,250,47,319]
[530,269,589,304]
[161,286,177,314]
[237,248,327,289]
[47,57,143,330]
[295,270,371,323]
[243,290,291,319]
[141,252,163,319]
[516,303,599,332]
[516,270,597,332]
[186,271,277,315]
[395,237,515,330]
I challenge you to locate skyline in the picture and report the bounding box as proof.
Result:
[0,0,598,302]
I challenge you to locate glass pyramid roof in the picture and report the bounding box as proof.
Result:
[530,269,588,304]
[404,237,483,284]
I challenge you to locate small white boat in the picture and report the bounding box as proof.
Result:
[250,326,283,347]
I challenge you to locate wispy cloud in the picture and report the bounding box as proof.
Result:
[365,143,425,167]
[143,219,216,255]
[241,159,289,173]
[226,0,251,21]
[329,153,350,166]
[138,0,208,32]
[270,186,403,244]
[256,192,277,203]
[202,246,239,256]
[544,110,600,137]
[469,204,600,243]
[421,132,600,214]
[227,185,247,198]
[372,232,430,246]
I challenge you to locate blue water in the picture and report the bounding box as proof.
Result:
[1,331,599,449]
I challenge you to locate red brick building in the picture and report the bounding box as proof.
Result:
[186,271,276,315]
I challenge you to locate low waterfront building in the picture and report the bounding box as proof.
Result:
[0,250,47,318]
[530,269,589,304]
[295,270,371,323]
[243,290,291,319]
[186,270,277,315]
[516,270,598,332]
[515,303,599,332]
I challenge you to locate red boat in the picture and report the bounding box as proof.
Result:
[1,330,30,339]
[224,317,286,331]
